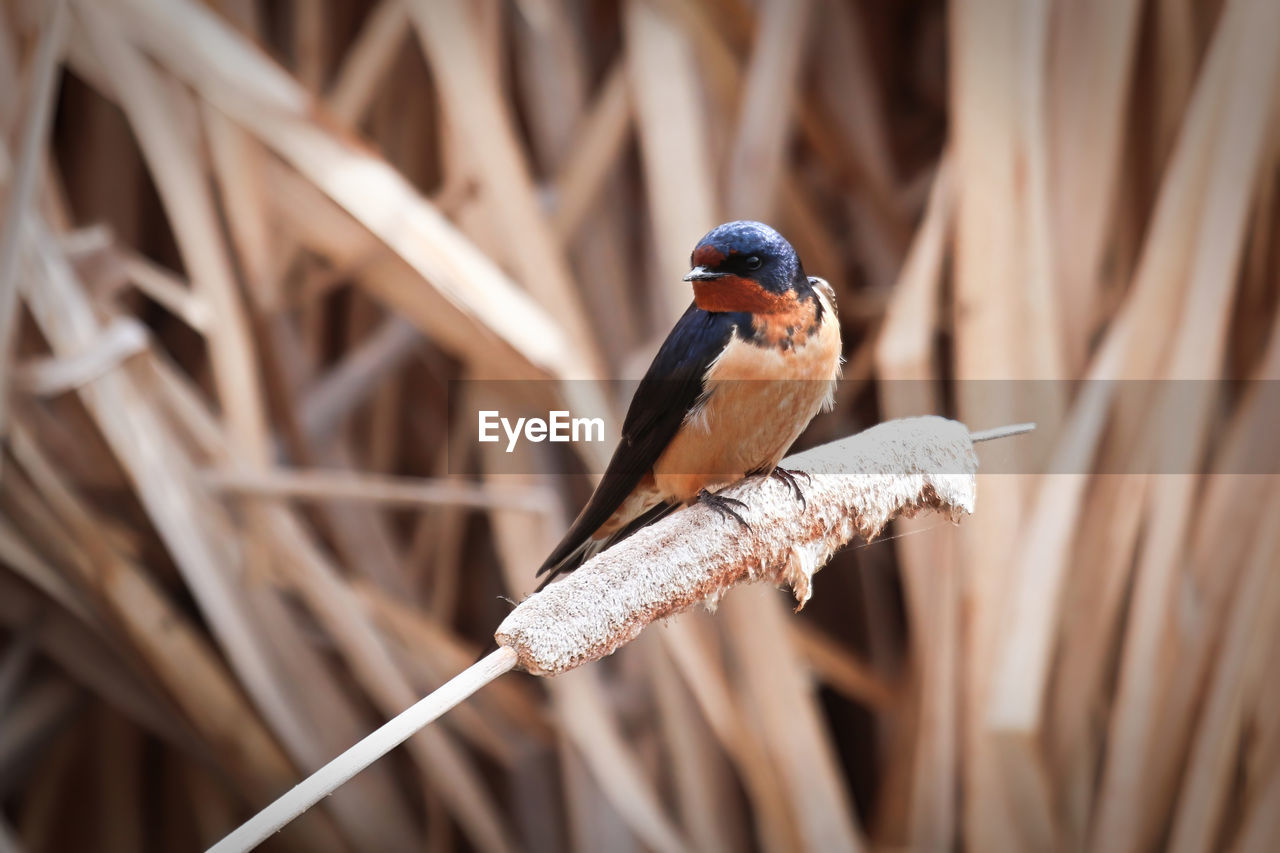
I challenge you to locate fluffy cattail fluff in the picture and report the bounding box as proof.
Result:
[497,415,978,675]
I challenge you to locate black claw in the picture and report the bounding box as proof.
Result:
[770,467,808,507]
[698,488,752,530]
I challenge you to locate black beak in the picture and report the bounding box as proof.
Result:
[683,266,728,282]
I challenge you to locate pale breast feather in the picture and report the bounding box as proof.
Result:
[653,289,841,501]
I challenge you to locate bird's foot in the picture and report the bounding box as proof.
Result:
[769,467,809,507]
[697,488,751,530]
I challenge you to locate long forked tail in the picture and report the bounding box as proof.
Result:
[534,501,678,592]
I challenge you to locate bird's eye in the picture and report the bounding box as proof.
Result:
[745,255,762,271]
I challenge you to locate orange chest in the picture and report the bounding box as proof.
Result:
[704,307,841,384]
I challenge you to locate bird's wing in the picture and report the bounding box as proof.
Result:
[536,304,750,579]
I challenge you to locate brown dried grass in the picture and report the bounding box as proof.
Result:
[0,0,1277,850]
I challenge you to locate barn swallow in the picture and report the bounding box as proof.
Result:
[536,220,842,587]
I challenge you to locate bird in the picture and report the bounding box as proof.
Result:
[535,220,842,588]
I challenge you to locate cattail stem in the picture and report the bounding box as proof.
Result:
[206,647,518,853]
[969,422,1037,443]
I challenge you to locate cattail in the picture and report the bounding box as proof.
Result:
[211,416,1022,853]
[498,415,981,675]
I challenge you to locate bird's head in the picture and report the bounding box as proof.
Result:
[683,220,808,314]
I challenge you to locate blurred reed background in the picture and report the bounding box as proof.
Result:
[0,0,1278,850]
